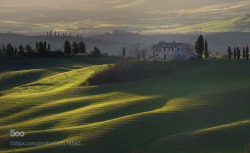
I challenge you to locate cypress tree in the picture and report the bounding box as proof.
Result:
[90,46,101,56]
[243,47,246,59]
[44,41,47,49]
[64,40,71,55]
[37,41,45,54]
[237,47,240,60]
[48,43,51,50]
[2,45,6,52]
[6,43,15,57]
[204,39,209,59]
[246,45,249,60]
[25,44,33,53]
[18,44,25,56]
[36,42,38,51]
[234,47,237,59]
[14,47,17,55]
[123,47,126,57]
[228,46,232,59]
[195,35,204,59]
[78,41,86,55]
[71,41,79,55]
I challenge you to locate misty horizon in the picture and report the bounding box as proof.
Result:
[0,0,249,35]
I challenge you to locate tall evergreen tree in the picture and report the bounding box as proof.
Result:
[204,39,209,59]
[48,43,51,50]
[44,41,47,49]
[71,41,79,55]
[90,46,101,56]
[237,47,240,60]
[234,47,237,59]
[243,47,246,59]
[37,41,45,54]
[64,40,71,55]
[6,43,15,56]
[2,45,6,52]
[18,44,25,56]
[228,46,232,59]
[195,35,204,59]
[36,42,38,50]
[78,41,86,55]
[246,45,249,60]
[14,47,17,55]
[123,47,126,57]
[25,44,33,53]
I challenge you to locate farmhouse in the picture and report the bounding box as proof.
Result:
[153,41,195,60]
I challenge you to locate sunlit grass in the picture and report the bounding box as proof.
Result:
[0,58,250,153]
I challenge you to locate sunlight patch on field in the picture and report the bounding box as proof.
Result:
[191,119,250,136]
[1,65,104,97]
[156,97,209,112]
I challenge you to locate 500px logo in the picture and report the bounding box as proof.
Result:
[10,129,25,137]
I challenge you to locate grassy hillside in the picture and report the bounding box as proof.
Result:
[0,57,250,153]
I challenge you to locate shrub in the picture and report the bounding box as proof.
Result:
[86,60,171,85]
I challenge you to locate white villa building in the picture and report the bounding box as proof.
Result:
[153,41,196,60]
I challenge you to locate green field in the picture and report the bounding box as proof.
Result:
[0,57,250,153]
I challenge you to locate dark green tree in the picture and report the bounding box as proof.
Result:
[204,40,209,59]
[14,47,17,55]
[195,35,204,59]
[48,43,51,50]
[228,46,232,59]
[18,44,25,56]
[123,47,126,57]
[44,41,47,49]
[234,47,237,59]
[36,42,38,50]
[78,41,86,55]
[6,43,15,56]
[246,45,249,60]
[71,41,79,55]
[64,40,71,56]
[37,41,45,54]
[2,45,6,52]
[25,44,33,53]
[237,47,240,60]
[243,47,246,59]
[90,46,101,56]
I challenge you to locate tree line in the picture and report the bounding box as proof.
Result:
[227,46,249,60]
[0,40,103,58]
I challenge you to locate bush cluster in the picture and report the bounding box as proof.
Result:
[86,60,172,85]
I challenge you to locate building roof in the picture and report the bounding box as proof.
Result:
[154,41,188,48]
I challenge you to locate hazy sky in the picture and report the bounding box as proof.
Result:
[0,0,249,35]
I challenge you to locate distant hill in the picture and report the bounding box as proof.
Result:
[0,0,249,35]
[1,32,250,56]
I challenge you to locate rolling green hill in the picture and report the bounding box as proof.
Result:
[0,57,250,153]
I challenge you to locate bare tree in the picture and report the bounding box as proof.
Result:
[130,43,147,60]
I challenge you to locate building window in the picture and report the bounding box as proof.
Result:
[156,54,158,56]
[164,48,166,51]
[178,48,179,51]
[172,48,173,51]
